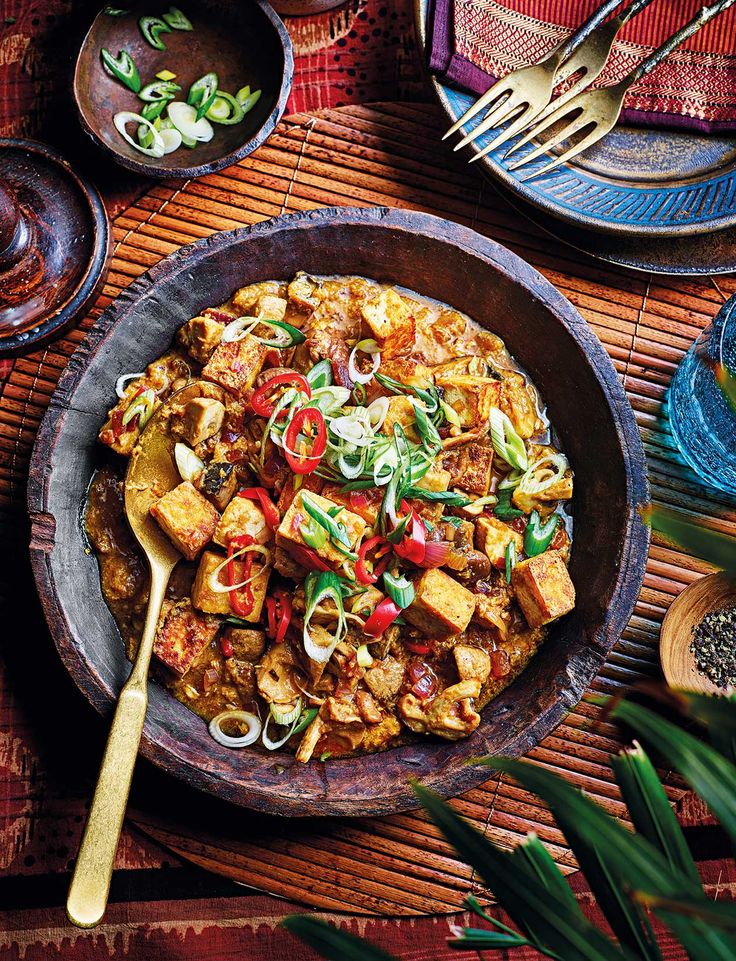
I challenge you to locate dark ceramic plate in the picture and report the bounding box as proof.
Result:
[74,0,292,178]
[28,207,649,817]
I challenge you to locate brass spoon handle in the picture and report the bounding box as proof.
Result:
[66,561,171,928]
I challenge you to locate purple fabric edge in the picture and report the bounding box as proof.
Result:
[427,0,736,136]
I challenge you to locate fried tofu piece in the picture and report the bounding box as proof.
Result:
[361,287,411,342]
[512,551,575,628]
[415,464,452,494]
[195,462,238,512]
[404,568,475,638]
[214,496,271,549]
[202,335,268,396]
[288,274,321,311]
[381,395,419,443]
[174,397,225,447]
[176,315,225,364]
[475,515,523,568]
[378,357,434,390]
[454,644,491,685]
[191,549,269,619]
[257,644,302,705]
[255,294,287,322]
[361,713,402,752]
[153,599,219,675]
[223,627,266,662]
[150,482,219,560]
[435,374,501,428]
[321,483,382,526]
[500,371,542,439]
[232,281,283,314]
[364,656,405,704]
[277,491,366,568]
[441,443,494,496]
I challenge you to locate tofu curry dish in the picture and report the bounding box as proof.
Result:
[85,274,575,761]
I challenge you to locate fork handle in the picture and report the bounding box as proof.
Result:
[616,0,657,27]
[552,0,624,62]
[623,0,736,87]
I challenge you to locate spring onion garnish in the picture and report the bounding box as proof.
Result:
[382,570,415,609]
[174,442,204,481]
[114,111,165,157]
[457,493,497,515]
[404,486,470,506]
[139,14,171,50]
[104,6,129,14]
[301,492,353,552]
[236,88,262,115]
[524,510,559,557]
[306,359,333,389]
[207,544,271,593]
[261,711,302,751]
[209,710,261,748]
[306,385,351,415]
[187,71,219,121]
[270,699,302,726]
[220,316,306,348]
[303,571,347,663]
[140,100,167,124]
[498,469,524,490]
[292,706,320,736]
[122,387,156,428]
[160,127,182,154]
[374,372,442,420]
[139,79,181,102]
[516,453,569,496]
[411,400,442,454]
[494,489,525,520]
[505,539,516,583]
[115,371,145,399]
[300,518,328,551]
[206,90,245,125]
[348,338,381,385]
[167,101,214,142]
[366,396,389,430]
[101,48,141,92]
[162,6,193,30]
[356,644,373,668]
[489,407,528,471]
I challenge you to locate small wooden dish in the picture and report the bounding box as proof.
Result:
[73,0,293,179]
[660,573,736,695]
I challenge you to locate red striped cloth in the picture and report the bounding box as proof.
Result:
[429,0,736,133]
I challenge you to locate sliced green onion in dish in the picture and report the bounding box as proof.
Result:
[209,710,261,748]
[440,399,461,429]
[207,544,271,593]
[159,127,182,154]
[455,492,497,515]
[174,442,204,481]
[411,400,442,454]
[104,7,129,15]
[100,47,141,93]
[115,371,145,399]
[516,453,570,496]
[348,338,381,385]
[235,85,251,104]
[404,486,470,507]
[382,571,415,609]
[162,5,193,30]
[494,489,524,520]
[498,469,524,490]
[306,385,351,415]
[167,101,214,142]
[270,699,302,726]
[306,359,333,389]
[139,79,181,102]
[220,315,305,347]
[366,395,389,430]
[187,71,219,121]
[137,118,159,150]
[300,518,328,550]
[489,407,528,471]
[206,91,245,125]
[115,111,165,157]
[237,88,262,115]
[140,99,168,122]
[122,387,156,427]
[139,14,171,50]
[261,711,303,751]
[303,571,348,663]
[301,492,352,550]
[356,644,373,668]
[505,539,516,583]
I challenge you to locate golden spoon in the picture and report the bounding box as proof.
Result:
[67,381,220,927]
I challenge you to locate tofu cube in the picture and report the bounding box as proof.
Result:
[321,483,382,526]
[288,274,320,311]
[202,335,267,396]
[511,551,576,628]
[175,397,225,447]
[442,442,493,496]
[255,294,287,321]
[454,643,491,685]
[150,482,219,560]
[196,461,238,512]
[415,464,452,494]
[475,515,523,568]
[404,568,475,637]
[223,627,266,662]
[176,315,225,364]
[361,288,410,341]
[153,599,219,675]
[379,357,434,390]
[214,496,271,548]
[435,375,501,428]
[276,490,366,568]
[232,281,283,314]
[192,549,270,620]
[381,395,419,443]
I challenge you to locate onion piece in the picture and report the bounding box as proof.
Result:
[174,442,205,481]
[167,101,215,142]
[209,710,261,748]
[348,338,381,385]
[207,544,271,593]
[122,388,156,427]
[330,413,373,447]
[356,644,373,668]
[160,127,182,154]
[270,698,302,726]
[517,453,570,496]
[221,316,257,343]
[115,371,145,399]
[309,385,351,414]
[366,396,389,430]
[261,713,301,751]
[418,540,451,568]
[114,111,165,157]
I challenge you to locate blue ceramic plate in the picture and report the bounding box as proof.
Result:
[418,0,736,239]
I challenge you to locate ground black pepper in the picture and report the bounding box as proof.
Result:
[690,604,736,688]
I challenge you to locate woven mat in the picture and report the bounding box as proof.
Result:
[2,103,736,918]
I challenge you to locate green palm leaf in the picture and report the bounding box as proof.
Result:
[643,505,736,579]
[675,690,736,763]
[282,916,398,961]
[448,928,535,950]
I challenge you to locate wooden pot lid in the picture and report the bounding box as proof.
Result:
[0,138,111,357]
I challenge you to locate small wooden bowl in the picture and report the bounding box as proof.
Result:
[73,0,293,179]
[660,573,736,695]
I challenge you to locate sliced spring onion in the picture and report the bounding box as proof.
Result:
[235,85,251,104]
[162,6,193,30]
[174,442,204,481]
[291,706,320,735]
[187,72,219,121]
[114,111,165,157]
[121,387,156,427]
[301,492,352,549]
[139,14,171,50]
[141,99,168,122]
[516,453,570,496]
[139,79,180,102]
[255,318,306,347]
[115,371,145,399]
[160,127,182,154]
[270,698,302,726]
[300,518,328,550]
[404,486,470,506]
[411,400,442,454]
[206,90,245,125]
[457,493,498,515]
[303,571,347,663]
[261,712,301,751]
[489,407,528,471]
[348,338,381,385]
[306,385,351,415]
[239,89,262,115]
[382,570,415,609]
[167,101,214,142]
[207,544,271,593]
[221,316,255,342]
[505,539,516,584]
[366,396,389,430]
[498,470,524,490]
[330,412,373,448]
[100,48,141,92]
[441,400,461,429]
[306,359,333,389]
[356,644,373,668]
[209,710,261,748]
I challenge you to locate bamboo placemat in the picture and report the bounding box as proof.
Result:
[3,103,736,917]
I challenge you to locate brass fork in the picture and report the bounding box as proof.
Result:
[444,0,648,158]
[508,0,736,178]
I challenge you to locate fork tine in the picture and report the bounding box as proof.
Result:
[468,103,546,162]
[519,127,606,180]
[454,97,523,151]
[502,95,583,160]
[507,115,594,171]
[504,81,590,159]
[442,79,514,140]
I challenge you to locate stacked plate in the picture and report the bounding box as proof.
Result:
[416,0,736,276]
